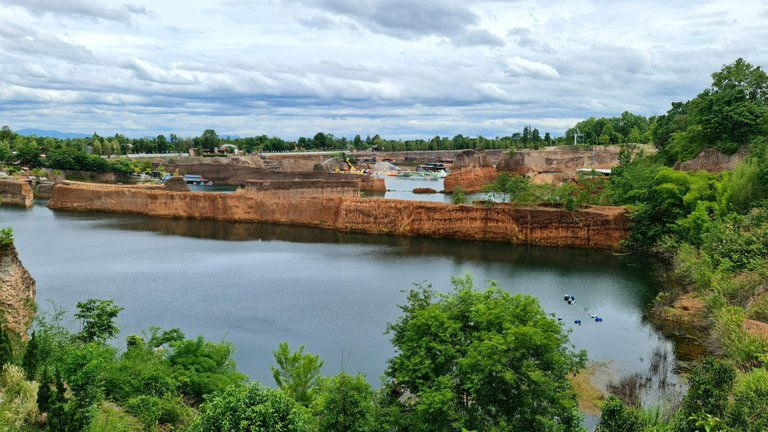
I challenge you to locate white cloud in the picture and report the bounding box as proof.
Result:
[504,57,560,79]
[0,0,766,138]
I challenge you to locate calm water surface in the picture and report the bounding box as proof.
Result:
[3,202,675,392]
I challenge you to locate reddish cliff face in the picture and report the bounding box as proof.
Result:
[49,182,629,249]
[0,244,36,339]
[443,167,498,193]
[0,179,33,207]
[443,150,498,193]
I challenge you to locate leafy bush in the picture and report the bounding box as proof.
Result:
[271,342,323,405]
[713,307,768,369]
[167,337,245,405]
[102,346,178,402]
[673,357,735,432]
[384,274,586,432]
[0,227,13,248]
[451,186,467,204]
[595,396,643,432]
[84,402,143,432]
[124,395,194,431]
[726,368,768,431]
[311,372,376,432]
[189,383,312,432]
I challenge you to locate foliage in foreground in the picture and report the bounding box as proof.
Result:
[0,273,588,431]
[384,274,587,432]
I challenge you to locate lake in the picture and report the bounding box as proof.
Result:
[2,200,680,401]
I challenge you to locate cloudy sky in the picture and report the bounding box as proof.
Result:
[1,0,767,139]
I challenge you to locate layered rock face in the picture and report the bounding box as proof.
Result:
[241,179,361,199]
[443,150,498,193]
[497,148,621,183]
[158,157,385,192]
[48,182,629,249]
[675,148,746,173]
[0,244,36,339]
[0,179,33,207]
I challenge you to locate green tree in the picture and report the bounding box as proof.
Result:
[0,140,10,163]
[14,140,43,168]
[21,330,39,380]
[595,397,644,432]
[384,274,586,432]
[0,126,14,142]
[0,322,13,367]
[189,383,312,432]
[271,342,323,405]
[312,372,377,432]
[75,299,124,343]
[167,336,245,404]
[199,129,220,151]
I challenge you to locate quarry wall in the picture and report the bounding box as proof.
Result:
[49,182,629,249]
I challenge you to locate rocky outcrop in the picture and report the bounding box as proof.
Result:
[412,188,437,194]
[0,244,36,339]
[48,182,629,249]
[0,179,33,207]
[34,181,56,199]
[497,147,621,184]
[443,150,498,193]
[163,176,190,192]
[675,148,747,173]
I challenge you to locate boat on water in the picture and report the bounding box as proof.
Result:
[182,174,213,186]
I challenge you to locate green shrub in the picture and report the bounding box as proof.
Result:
[102,346,178,402]
[124,395,194,431]
[595,396,643,432]
[726,368,768,431]
[312,372,376,432]
[452,186,467,204]
[167,337,246,405]
[189,383,312,432]
[713,307,768,369]
[0,364,39,431]
[84,402,143,432]
[673,357,735,432]
[0,227,13,248]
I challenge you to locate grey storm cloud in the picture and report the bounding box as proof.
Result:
[296,0,504,46]
[2,0,148,24]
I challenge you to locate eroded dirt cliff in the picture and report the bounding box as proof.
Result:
[497,147,621,182]
[0,244,36,339]
[675,148,746,173]
[443,150,498,193]
[0,179,33,207]
[49,182,629,248]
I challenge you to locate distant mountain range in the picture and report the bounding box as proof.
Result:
[17,129,91,139]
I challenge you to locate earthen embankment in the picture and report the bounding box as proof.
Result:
[49,182,629,248]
